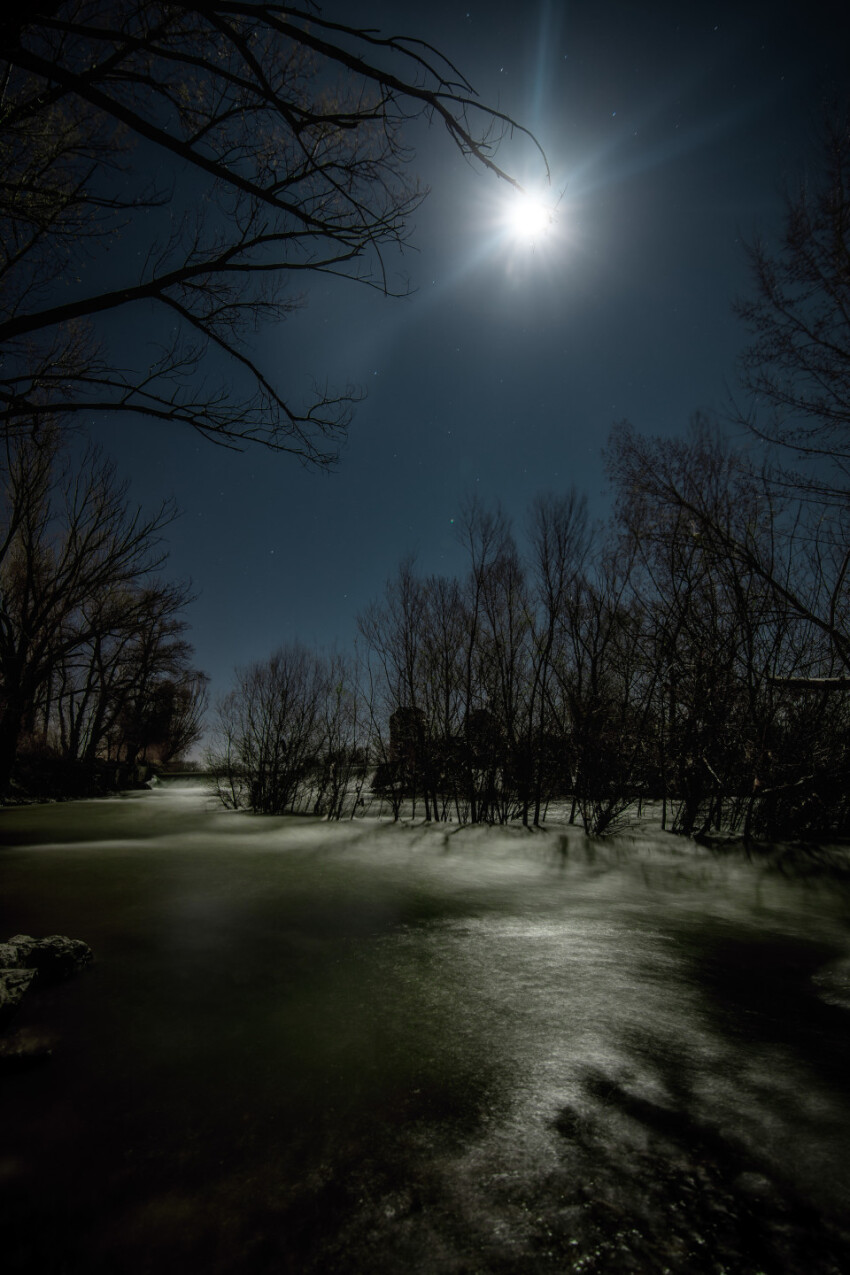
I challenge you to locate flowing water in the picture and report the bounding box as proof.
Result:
[1,782,850,1273]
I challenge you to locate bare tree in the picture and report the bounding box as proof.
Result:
[311,650,370,819]
[476,527,532,823]
[724,108,850,691]
[208,644,327,814]
[548,541,656,837]
[735,109,850,505]
[525,490,590,824]
[0,426,184,792]
[418,573,466,819]
[607,417,850,678]
[606,417,850,838]
[453,497,515,822]
[100,599,208,766]
[40,581,205,770]
[1,2,546,460]
[357,556,432,817]
[207,642,368,817]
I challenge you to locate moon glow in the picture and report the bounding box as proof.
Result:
[505,190,554,243]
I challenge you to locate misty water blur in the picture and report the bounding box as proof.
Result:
[1,781,849,1272]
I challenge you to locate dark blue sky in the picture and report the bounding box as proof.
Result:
[86,0,849,705]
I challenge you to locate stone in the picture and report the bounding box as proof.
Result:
[5,934,94,984]
[0,968,37,1026]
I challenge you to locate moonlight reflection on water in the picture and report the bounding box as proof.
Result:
[1,782,850,1272]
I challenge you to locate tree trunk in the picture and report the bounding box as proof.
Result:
[0,700,26,795]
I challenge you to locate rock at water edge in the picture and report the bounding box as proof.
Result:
[6,935,94,983]
[0,968,37,1027]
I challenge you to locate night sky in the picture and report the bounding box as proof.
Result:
[82,0,850,716]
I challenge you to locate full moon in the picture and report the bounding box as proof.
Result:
[505,190,554,243]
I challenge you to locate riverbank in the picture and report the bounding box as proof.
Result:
[2,755,161,805]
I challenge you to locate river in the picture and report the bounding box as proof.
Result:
[1,782,850,1273]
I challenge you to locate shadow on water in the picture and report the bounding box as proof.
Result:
[547,1070,850,1275]
[535,919,850,1273]
[2,786,850,1271]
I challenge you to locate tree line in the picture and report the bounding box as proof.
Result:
[0,427,206,797]
[207,435,849,838]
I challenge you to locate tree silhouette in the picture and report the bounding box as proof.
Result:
[0,425,188,792]
[0,2,545,461]
[735,108,850,504]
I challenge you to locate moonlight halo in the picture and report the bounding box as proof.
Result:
[504,188,556,243]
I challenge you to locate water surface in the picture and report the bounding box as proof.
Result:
[2,784,850,1272]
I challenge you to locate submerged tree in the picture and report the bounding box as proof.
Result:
[524,490,590,824]
[0,2,545,461]
[207,644,367,817]
[217,471,850,837]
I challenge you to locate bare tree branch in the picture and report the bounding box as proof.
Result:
[0,2,547,461]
